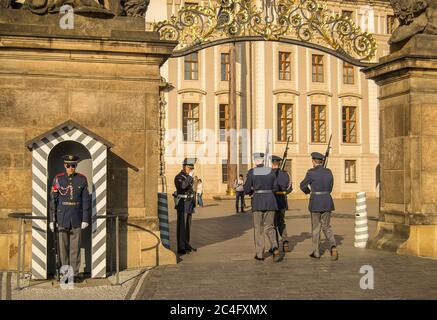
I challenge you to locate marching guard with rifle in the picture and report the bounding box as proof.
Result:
[271,155,292,253]
[270,136,293,253]
[299,135,339,261]
[244,152,281,262]
[49,155,91,282]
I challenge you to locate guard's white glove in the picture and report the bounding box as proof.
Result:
[81,222,89,229]
[49,222,54,232]
[189,171,194,177]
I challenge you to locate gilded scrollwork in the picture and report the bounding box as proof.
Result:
[154,0,377,62]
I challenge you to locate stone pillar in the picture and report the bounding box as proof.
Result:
[364,34,437,258]
[0,9,178,272]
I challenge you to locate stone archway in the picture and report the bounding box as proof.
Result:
[154,0,437,259]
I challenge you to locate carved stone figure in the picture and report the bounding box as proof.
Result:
[2,0,150,17]
[121,0,149,17]
[389,0,437,44]
[0,0,12,8]
[22,0,115,16]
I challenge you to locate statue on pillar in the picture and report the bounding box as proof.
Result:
[0,0,9,8]
[120,0,149,17]
[389,0,437,45]
[17,0,113,15]
[2,0,150,17]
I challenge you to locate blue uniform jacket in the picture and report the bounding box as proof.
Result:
[50,172,91,229]
[244,165,279,212]
[299,165,335,212]
[174,171,195,214]
[273,168,292,210]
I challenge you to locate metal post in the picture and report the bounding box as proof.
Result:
[226,42,237,195]
[109,217,113,277]
[21,220,26,281]
[115,215,120,286]
[16,218,22,290]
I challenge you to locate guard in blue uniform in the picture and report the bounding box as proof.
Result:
[299,152,338,260]
[49,155,91,278]
[271,155,292,253]
[173,158,197,255]
[244,153,281,262]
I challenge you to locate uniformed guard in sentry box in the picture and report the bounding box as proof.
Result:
[25,122,113,281]
[49,155,91,283]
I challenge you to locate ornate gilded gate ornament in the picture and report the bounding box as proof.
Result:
[154,0,377,65]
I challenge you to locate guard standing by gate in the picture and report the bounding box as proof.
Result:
[49,155,91,281]
[271,155,292,252]
[299,152,339,260]
[173,158,197,255]
[244,153,281,262]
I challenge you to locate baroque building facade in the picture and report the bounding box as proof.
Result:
[147,0,396,199]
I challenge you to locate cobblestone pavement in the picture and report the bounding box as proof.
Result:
[134,198,437,300]
[8,199,437,299]
[11,268,147,300]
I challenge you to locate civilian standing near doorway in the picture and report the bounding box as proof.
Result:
[234,174,245,213]
[196,179,204,207]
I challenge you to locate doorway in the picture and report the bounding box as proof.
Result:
[47,141,93,276]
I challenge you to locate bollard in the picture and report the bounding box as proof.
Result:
[354,192,369,248]
[158,192,170,249]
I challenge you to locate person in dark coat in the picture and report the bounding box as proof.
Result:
[173,158,197,255]
[49,155,91,280]
[300,152,338,260]
[234,174,246,213]
[244,152,281,262]
[271,155,293,253]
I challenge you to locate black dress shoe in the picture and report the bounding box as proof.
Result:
[330,246,339,261]
[283,241,291,253]
[254,256,264,261]
[309,252,320,259]
[272,248,281,262]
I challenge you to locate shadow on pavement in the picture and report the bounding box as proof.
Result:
[170,212,253,253]
[320,235,345,255]
[287,232,312,251]
[200,203,220,208]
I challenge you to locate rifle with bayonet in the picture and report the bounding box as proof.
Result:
[50,188,62,282]
[280,135,292,171]
[323,134,333,168]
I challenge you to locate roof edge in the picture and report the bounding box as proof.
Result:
[25,120,115,151]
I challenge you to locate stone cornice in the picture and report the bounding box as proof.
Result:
[338,93,363,99]
[273,89,300,96]
[215,90,243,97]
[178,88,207,95]
[307,90,333,97]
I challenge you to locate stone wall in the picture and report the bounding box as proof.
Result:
[0,9,177,272]
[365,34,437,257]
